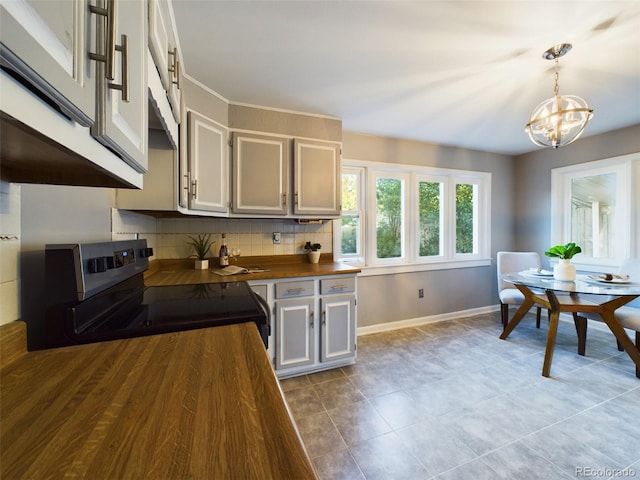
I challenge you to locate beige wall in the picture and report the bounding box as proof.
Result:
[229,104,342,141]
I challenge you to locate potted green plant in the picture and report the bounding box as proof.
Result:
[545,242,582,281]
[304,241,322,264]
[188,233,215,269]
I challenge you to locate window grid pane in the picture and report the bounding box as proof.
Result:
[455,183,475,254]
[376,177,402,259]
[418,181,441,257]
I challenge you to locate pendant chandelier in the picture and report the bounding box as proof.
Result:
[525,43,593,148]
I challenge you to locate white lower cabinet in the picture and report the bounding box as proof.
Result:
[252,274,356,378]
[275,298,315,370]
[320,295,356,363]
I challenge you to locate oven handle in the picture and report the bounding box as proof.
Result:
[254,291,271,337]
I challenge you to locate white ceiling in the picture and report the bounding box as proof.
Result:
[170,0,640,156]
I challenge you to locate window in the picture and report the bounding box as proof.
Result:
[374,173,406,261]
[417,178,443,258]
[336,167,364,263]
[550,153,639,271]
[335,160,491,274]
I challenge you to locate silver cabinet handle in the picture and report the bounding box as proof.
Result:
[109,34,129,102]
[191,179,198,198]
[89,0,117,80]
[322,311,326,325]
[310,311,314,328]
[282,192,287,207]
[168,47,180,89]
[330,285,346,290]
[286,287,305,294]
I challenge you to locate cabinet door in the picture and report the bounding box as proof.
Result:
[275,298,315,370]
[232,133,290,215]
[148,0,180,123]
[0,0,94,126]
[320,295,356,363]
[293,139,341,216]
[187,111,228,213]
[92,0,148,172]
[148,0,170,89]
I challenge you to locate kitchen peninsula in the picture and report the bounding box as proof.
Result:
[0,321,317,479]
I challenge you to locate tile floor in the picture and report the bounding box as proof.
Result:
[280,311,640,480]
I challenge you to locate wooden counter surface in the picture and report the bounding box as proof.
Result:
[145,254,360,286]
[1,321,316,479]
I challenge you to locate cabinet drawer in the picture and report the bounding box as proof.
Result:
[275,280,314,299]
[320,277,356,295]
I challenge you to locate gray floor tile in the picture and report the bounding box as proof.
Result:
[521,428,623,479]
[285,312,640,479]
[295,411,347,458]
[350,432,429,480]
[327,400,392,446]
[313,376,366,410]
[285,385,325,419]
[369,390,432,429]
[396,419,478,476]
[313,448,365,480]
[480,441,574,479]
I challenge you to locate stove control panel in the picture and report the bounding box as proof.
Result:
[46,240,153,301]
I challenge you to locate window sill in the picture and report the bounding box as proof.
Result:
[345,258,492,277]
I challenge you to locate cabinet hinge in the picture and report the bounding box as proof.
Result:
[228,138,233,148]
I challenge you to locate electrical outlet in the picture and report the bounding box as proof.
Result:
[272,232,281,244]
[418,288,424,298]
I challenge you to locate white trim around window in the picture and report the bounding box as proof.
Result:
[550,152,639,273]
[335,159,492,276]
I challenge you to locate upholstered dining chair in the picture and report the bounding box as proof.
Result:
[573,258,640,378]
[497,251,545,328]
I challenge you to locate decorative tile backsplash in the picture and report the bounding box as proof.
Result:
[112,209,333,260]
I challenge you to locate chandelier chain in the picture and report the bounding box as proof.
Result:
[553,58,560,97]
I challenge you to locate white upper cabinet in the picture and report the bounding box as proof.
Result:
[293,138,341,216]
[148,0,181,123]
[0,0,95,126]
[91,0,148,172]
[232,132,290,216]
[187,110,228,214]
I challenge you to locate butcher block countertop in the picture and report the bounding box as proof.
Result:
[0,321,317,479]
[145,254,361,286]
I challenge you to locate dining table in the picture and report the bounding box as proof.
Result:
[500,271,640,377]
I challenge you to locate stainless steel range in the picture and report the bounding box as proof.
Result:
[29,239,269,350]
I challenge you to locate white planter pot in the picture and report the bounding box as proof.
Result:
[553,259,575,281]
[194,259,209,270]
[308,251,321,264]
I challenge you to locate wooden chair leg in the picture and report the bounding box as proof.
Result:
[616,339,624,352]
[635,331,640,379]
[535,307,541,328]
[572,313,587,356]
[501,304,508,328]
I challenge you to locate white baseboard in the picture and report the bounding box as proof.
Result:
[357,305,500,336]
[357,306,621,337]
